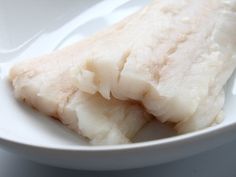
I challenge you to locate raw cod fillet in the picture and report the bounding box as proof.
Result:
[9,39,151,145]
[74,0,236,132]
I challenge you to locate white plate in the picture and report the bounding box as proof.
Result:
[1,0,236,170]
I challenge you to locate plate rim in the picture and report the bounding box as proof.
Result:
[0,121,235,152]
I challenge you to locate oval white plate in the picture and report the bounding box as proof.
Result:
[1,0,236,170]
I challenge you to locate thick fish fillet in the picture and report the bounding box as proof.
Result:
[9,37,151,145]
[74,0,236,132]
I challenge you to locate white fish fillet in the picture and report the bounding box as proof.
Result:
[9,38,151,145]
[74,0,236,132]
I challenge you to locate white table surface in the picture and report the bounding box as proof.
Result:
[0,139,236,177]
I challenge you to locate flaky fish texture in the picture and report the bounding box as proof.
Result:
[9,39,151,145]
[74,0,236,132]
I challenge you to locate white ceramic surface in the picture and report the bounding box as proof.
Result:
[0,0,236,170]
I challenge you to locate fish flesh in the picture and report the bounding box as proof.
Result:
[74,0,236,132]
[9,39,151,145]
[9,0,236,144]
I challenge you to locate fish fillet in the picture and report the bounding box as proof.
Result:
[74,0,236,132]
[9,36,151,145]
